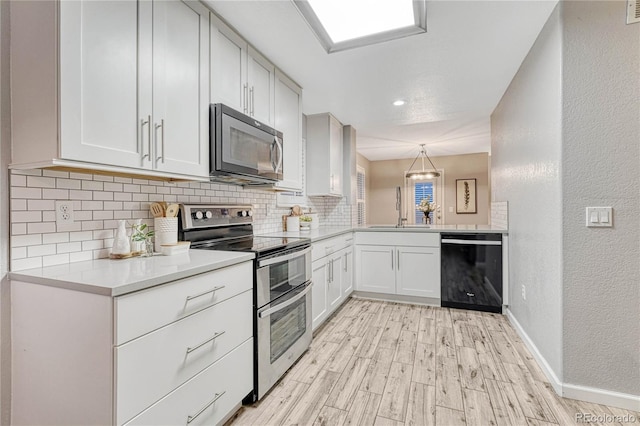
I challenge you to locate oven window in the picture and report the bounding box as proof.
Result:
[268,255,308,300]
[270,296,307,364]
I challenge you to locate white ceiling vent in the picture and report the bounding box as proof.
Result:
[628,0,640,24]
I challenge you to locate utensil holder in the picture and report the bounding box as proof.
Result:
[154,217,177,252]
[286,216,300,232]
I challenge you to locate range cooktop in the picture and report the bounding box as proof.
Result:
[190,235,309,257]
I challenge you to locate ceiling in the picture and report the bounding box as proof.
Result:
[204,0,558,161]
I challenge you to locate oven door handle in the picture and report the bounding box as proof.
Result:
[258,246,312,267]
[258,283,313,318]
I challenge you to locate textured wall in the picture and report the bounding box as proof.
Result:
[561,1,640,395]
[491,5,563,378]
[367,153,490,225]
[9,169,353,271]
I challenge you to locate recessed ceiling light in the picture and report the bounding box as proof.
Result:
[393,100,406,106]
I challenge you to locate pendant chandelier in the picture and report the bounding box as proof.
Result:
[406,144,440,179]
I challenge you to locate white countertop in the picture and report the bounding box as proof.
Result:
[259,227,353,242]
[261,225,507,241]
[9,250,255,297]
[356,224,508,234]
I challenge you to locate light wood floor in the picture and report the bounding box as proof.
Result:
[228,298,639,425]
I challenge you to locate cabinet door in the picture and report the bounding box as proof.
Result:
[329,115,343,195]
[152,0,209,177]
[247,47,275,126]
[312,260,328,330]
[355,245,395,294]
[328,254,342,311]
[210,13,248,114]
[342,247,354,298]
[396,246,441,298]
[59,0,147,168]
[274,70,303,191]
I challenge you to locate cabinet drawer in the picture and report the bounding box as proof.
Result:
[124,338,253,426]
[116,290,252,425]
[115,261,252,344]
[355,231,439,247]
[311,233,353,262]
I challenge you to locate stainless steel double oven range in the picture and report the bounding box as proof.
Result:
[178,204,312,402]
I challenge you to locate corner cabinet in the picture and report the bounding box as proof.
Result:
[306,113,344,197]
[355,232,441,300]
[274,70,304,191]
[210,13,275,126]
[10,0,210,179]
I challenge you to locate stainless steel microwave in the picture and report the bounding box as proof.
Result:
[210,103,283,185]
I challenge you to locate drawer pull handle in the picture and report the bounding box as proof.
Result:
[186,286,225,302]
[466,292,475,297]
[186,331,226,354]
[186,391,226,424]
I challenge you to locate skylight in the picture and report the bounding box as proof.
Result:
[293,0,427,53]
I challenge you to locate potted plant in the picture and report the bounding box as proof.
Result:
[416,196,439,224]
[299,215,312,231]
[131,222,155,256]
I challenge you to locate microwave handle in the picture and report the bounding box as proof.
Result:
[270,140,278,171]
[274,137,283,174]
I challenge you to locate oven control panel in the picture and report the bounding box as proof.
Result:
[179,204,253,230]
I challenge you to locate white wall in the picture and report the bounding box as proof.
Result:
[491,4,563,380]
[561,1,640,397]
[492,1,640,405]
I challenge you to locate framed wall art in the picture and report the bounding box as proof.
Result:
[456,178,477,214]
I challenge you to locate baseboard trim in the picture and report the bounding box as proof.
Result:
[506,309,640,412]
[563,383,640,413]
[505,309,563,395]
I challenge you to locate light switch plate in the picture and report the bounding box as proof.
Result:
[586,207,613,227]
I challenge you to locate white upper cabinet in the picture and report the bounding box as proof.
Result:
[210,15,275,126]
[11,0,210,179]
[274,70,303,191]
[151,0,209,176]
[210,13,248,114]
[59,0,142,168]
[247,47,275,126]
[306,113,344,197]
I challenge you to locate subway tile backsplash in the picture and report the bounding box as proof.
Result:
[491,201,509,230]
[10,169,354,271]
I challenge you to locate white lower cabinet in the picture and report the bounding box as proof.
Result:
[116,290,252,425]
[10,260,254,426]
[396,246,440,298]
[327,251,343,311]
[311,258,328,329]
[355,232,441,300]
[342,247,354,297]
[124,338,253,426]
[311,233,354,330]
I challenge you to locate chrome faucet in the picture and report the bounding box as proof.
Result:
[396,186,406,227]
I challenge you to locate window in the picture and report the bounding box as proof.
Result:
[414,181,433,224]
[293,0,427,53]
[357,166,366,226]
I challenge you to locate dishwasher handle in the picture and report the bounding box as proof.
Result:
[441,239,502,246]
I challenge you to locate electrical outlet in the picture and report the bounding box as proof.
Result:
[55,201,75,231]
[521,285,526,301]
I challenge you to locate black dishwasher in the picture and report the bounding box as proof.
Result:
[441,233,503,313]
